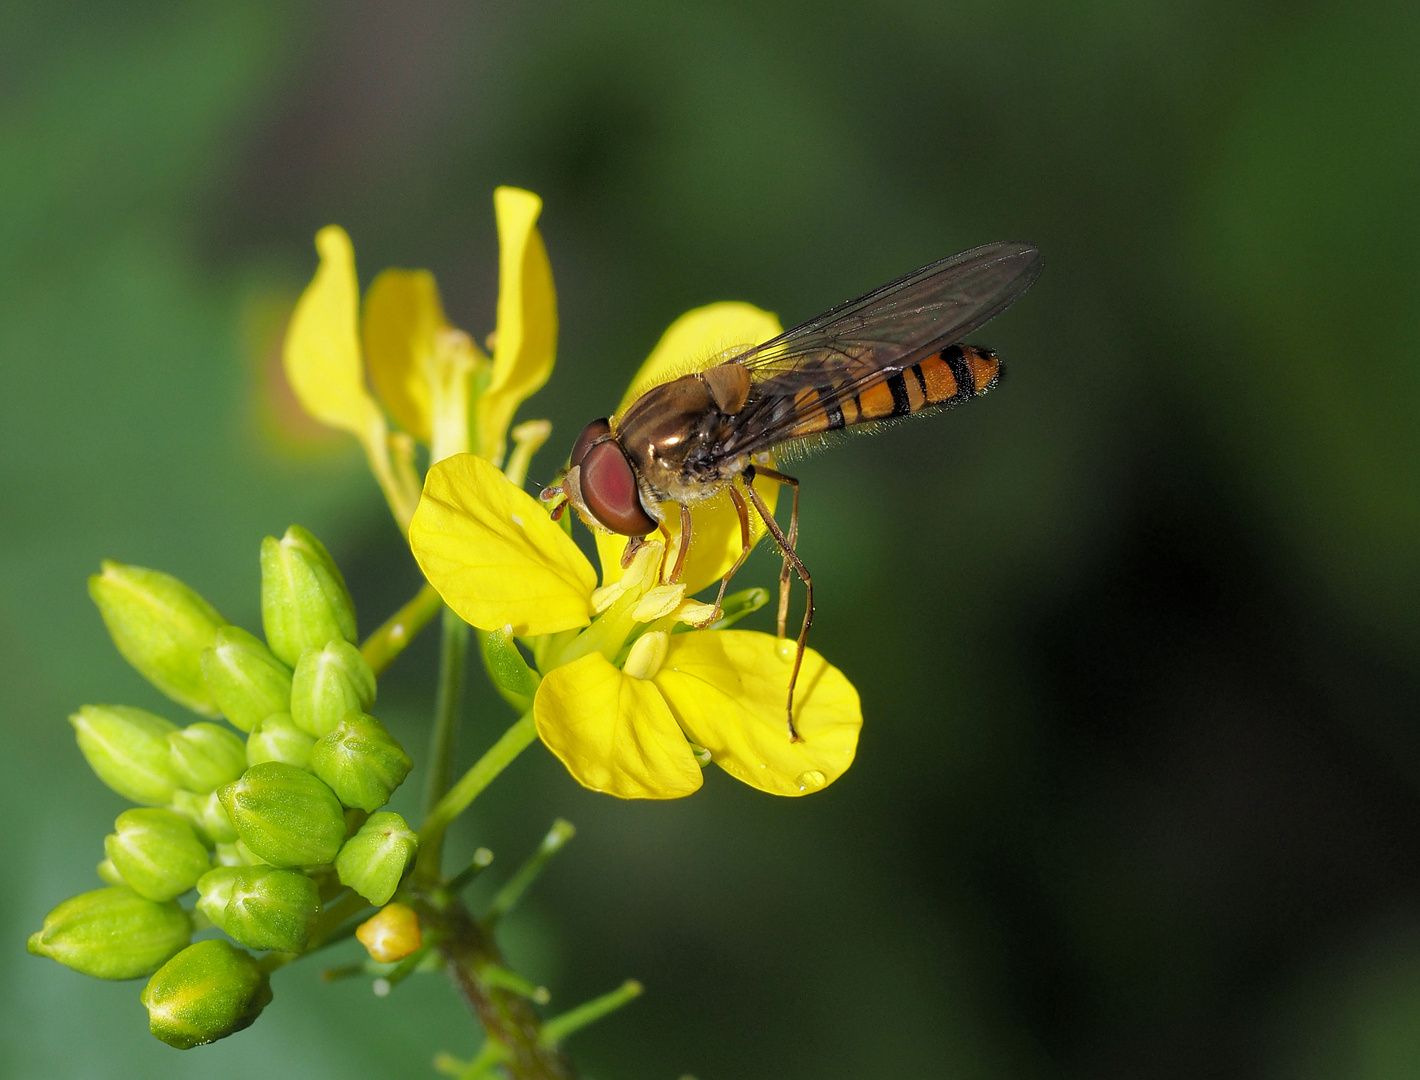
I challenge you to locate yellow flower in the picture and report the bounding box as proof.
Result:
[282,187,556,525]
[286,186,863,799]
[409,453,861,801]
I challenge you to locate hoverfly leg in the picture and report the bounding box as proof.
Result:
[750,467,801,638]
[740,468,812,743]
[655,522,674,582]
[619,535,646,570]
[667,504,693,584]
[697,484,754,628]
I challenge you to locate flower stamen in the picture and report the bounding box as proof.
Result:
[632,584,685,623]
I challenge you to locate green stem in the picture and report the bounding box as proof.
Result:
[416,711,538,883]
[478,962,549,1004]
[418,896,574,1080]
[540,980,643,1046]
[437,847,494,904]
[379,942,437,991]
[484,820,575,926]
[361,583,444,676]
[306,889,373,951]
[426,607,470,823]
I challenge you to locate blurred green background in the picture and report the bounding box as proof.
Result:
[6,1,1420,1076]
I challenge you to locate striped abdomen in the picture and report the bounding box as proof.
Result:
[784,343,1000,439]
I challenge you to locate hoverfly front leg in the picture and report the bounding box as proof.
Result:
[619,535,646,570]
[658,503,693,584]
[740,465,812,743]
[655,522,674,582]
[696,483,755,627]
[673,503,693,583]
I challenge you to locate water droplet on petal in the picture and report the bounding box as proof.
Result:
[511,514,524,527]
[776,639,794,661]
[796,769,827,792]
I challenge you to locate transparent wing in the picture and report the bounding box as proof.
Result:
[721,241,1041,455]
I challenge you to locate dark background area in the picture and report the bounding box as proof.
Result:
[5,1,1420,1077]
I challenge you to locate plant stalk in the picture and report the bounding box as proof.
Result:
[426,606,470,823]
[415,894,575,1080]
[416,711,538,883]
[361,582,444,676]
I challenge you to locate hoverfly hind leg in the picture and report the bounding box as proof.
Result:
[740,466,812,743]
[744,466,802,640]
[696,484,755,628]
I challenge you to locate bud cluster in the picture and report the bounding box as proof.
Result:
[30,527,419,1049]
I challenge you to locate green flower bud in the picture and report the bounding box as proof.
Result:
[344,806,369,834]
[289,640,377,737]
[142,939,272,1049]
[479,626,540,713]
[196,865,321,952]
[96,858,125,885]
[28,886,191,979]
[246,712,315,769]
[200,626,293,733]
[335,812,418,905]
[214,839,269,867]
[168,722,247,793]
[309,712,413,813]
[218,762,345,867]
[169,788,238,846]
[260,527,357,667]
[104,808,210,901]
[70,705,181,806]
[88,561,225,716]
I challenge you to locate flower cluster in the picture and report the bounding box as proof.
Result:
[29,529,418,1048]
[31,186,868,1065]
[280,186,863,801]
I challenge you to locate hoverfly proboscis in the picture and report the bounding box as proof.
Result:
[539,241,1043,741]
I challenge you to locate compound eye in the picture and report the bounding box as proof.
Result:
[570,418,612,468]
[580,440,657,536]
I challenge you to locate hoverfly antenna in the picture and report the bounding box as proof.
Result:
[538,483,569,522]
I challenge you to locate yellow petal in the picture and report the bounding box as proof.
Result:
[593,470,780,596]
[475,187,557,464]
[362,268,448,442]
[654,630,860,796]
[283,226,383,437]
[409,453,596,636]
[534,652,702,799]
[617,301,782,412]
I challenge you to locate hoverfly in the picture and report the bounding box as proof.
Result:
[540,241,1042,740]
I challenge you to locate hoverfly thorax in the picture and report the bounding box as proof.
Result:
[615,373,745,497]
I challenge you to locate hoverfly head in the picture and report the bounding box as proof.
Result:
[569,417,612,469]
[540,416,612,519]
[560,417,656,537]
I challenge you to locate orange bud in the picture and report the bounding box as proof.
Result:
[355,902,422,962]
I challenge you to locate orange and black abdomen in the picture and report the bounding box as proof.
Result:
[785,344,1000,438]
